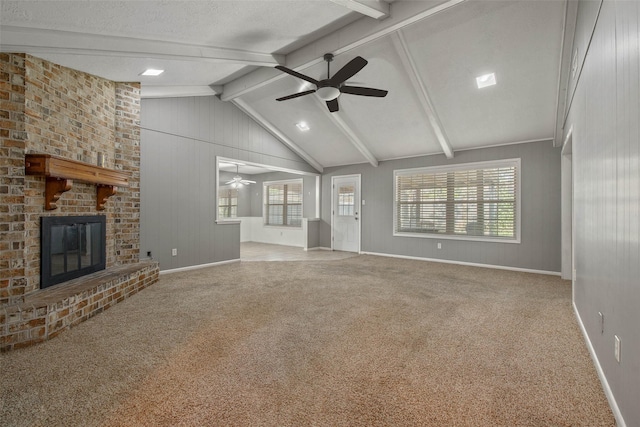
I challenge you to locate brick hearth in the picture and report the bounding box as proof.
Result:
[1,261,159,352]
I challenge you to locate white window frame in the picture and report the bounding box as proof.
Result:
[393,158,521,243]
[263,179,303,228]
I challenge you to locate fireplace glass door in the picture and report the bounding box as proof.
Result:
[41,215,106,288]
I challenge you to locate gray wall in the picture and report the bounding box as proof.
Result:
[320,141,561,273]
[306,220,320,249]
[140,96,317,271]
[565,1,640,425]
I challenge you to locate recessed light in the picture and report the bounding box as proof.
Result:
[140,69,164,76]
[296,122,310,131]
[476,72,496,89]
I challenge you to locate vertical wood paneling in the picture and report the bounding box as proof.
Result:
[567,1,640,425]
[140,95,317,270]
[614,0,640,421]
[566,0,603,113]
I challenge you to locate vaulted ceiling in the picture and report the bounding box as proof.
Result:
[1,0,571,172]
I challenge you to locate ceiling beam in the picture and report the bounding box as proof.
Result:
[554,0,579,147]
[390,31,454,159]
[0,26,284,67]
[221,0,467,101]
[311,96,379,167]
[141,85,222,99]
[231,98,324,173]
[329,0,390,20]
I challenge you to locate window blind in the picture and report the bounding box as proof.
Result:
[264,180,302,227]
[218,188,238,218]
[394,159,519,240]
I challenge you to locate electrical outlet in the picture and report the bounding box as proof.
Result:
[171,248,177,256]
[598,312,604,334]
[437,242,442,249]
[614,335,621,363]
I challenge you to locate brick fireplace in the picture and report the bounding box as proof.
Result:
[1,53,159,351]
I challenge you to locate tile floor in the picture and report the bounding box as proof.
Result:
[240,242,357,262]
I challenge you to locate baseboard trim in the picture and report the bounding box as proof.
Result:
[573,302,626,427]
[360,251,561,276]
[159,258,240,275]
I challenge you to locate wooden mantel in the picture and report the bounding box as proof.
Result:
[25,153,129,210]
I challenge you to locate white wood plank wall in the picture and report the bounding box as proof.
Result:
[566,1,639,425]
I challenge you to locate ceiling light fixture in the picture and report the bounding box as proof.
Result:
[316,86,341,101]
[476,72,496,89]
[225,164,256,188]
[296,122,310,131]
[140,69,164,76]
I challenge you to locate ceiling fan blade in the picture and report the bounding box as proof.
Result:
[340,86,388,97]
[242,180,257,184]
[275,66,319,86]
[326,98,339,113]
[276,89,316,102]
[225,180,234,185]
[329,56,368,86]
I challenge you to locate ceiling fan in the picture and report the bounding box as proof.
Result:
[275,53,388,113]
[225,164,255,188]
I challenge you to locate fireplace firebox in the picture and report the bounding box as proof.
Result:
[41,215,106,289]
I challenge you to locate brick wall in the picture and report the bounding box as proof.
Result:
[0,53,27,306]
[113,83,141,263]
[0,54,141,305]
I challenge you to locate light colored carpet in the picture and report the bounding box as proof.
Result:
[0,256,614,426]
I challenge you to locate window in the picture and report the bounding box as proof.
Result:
[394,159,520,242]
[337,184,355,216]
[264,180,303,227]
[218,187,238,218]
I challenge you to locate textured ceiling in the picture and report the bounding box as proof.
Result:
[0,0,569,172]
[0,1,357,52]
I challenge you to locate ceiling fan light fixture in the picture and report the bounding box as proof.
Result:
[274,55,387,112]
[225,164,255,188]
[316,86,341,101]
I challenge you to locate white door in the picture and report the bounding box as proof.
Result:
[332,175,360,253]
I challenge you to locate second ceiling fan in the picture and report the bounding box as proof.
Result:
[275,53,388,113]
